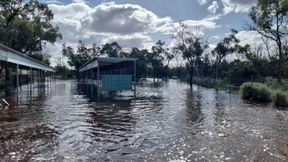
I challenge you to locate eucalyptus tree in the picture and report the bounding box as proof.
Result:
[247,0,288,79]
[62,41,98,71]
[173,23,208,88]
[0,0,61,87]
[129,47,149,79]
[212,30,239,83]
[100,42,122,57]
[0,0,61,56]
[151,40,174,80]
[150,40,165,82]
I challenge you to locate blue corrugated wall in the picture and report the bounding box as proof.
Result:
[101,75,132,91]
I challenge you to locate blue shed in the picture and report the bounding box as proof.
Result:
[78,57,137,99]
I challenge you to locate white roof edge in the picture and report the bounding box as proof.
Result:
[79,57,137,72]
[0,43,55,72]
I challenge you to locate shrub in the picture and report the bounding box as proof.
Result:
[240,82,272,102]
[272,91,288,108]
[265,77,288,91]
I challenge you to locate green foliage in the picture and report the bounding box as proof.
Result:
[62,41,102,70]
[128,48,148,79]
[173,22,208,87]
[240,82,272,102]
[55,64,74,79]
[248,0,288,79]
[0,0,61,55]
[150,40,165,80]
[265,77,288,91]
[101,42,122,57]
[28,52,50,65]
[193,77,231,90]
[212,30,239,82]
[272,91,288,108]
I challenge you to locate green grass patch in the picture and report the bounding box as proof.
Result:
[272,91,288,108]
[240,82,272,102]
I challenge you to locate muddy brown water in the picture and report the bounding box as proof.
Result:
[0,79,288,162]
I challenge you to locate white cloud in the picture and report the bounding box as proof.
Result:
[182,15,221,29]
[208,1,219,14]
[196,0,209,5]
[222,0,257,14]
[45,1,222,66]
[235,30,262,47]
[234,30,279,58]
[42,0,63,4]
[50,2,174,36]
[101,34,153,51]
[48,2,175,50]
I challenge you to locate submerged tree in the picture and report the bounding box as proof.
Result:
[151,40,173,81]
[173,23,208,88]
[247,0,288,79]
[212,30,239,83]
[149,40,165,82]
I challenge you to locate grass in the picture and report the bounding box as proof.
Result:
[265,77,288,91]
[240,82,272,102]
[193,77,232,90]
[240,80,288,108]
[272,91,288,108]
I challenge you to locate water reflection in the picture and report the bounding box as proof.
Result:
[0,79,287,161]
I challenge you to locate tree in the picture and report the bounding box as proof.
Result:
[162,41,175,80]
[62,41,92,70]
[101,42,122,57]
[128,47,149,79]
[212,30,239,83]
[150,40,165,82]
[247,0,288,79]
[0,0,61,59]
[0,0,61,89]
[173,23,208,88]
[151,40,173,80]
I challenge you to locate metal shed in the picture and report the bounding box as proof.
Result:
[78,57,137,99]
[0,43,55,98]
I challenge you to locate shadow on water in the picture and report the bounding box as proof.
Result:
[0,79,288,161]
[0,83,59,161]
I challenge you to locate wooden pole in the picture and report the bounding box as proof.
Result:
[16,64,19,105]
[30,68,32,96]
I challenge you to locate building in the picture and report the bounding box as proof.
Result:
[78,57,137,99]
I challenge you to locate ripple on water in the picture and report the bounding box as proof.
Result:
[0,80,288,161]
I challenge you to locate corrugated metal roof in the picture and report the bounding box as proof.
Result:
[79,57,137,72]
[0,43,55,72]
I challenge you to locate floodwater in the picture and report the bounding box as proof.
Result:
[0,79,288,162]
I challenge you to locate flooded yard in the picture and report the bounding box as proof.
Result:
[0,79,288,161]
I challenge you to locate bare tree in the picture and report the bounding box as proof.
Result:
[173,22,208,88]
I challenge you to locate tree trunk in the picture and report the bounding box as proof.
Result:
[214,63,219,84]
[277,40,284,81]
[189,65,194,88]
[165,66,169,82]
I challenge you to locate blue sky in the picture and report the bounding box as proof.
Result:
[41,0,258,65]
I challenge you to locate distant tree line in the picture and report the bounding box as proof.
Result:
[61,0,288,86]
[1,0,288,89]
